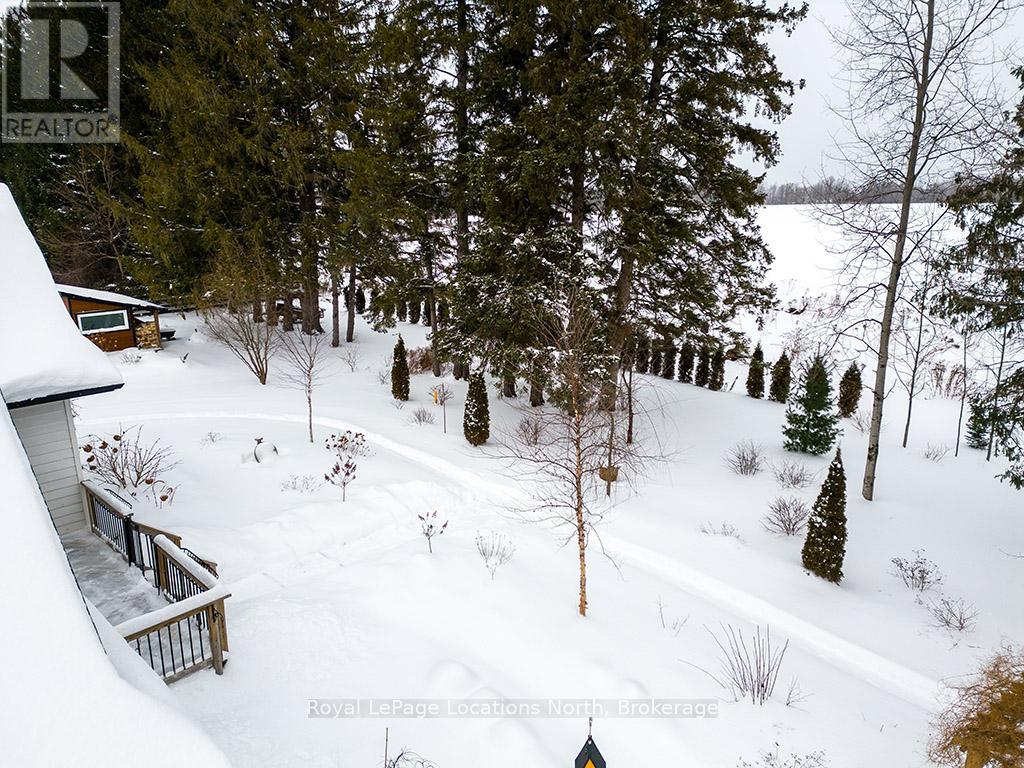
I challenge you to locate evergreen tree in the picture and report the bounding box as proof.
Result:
[746,343,765,398]
[661,341,677,380]
[709,346,726,391]
[422,301,432,326]
[678,341,695,383]
[770,352,792,403]
[695,346,711,387]
[397,301,408,322]
[801,448,848,584]
[783,355,840,455]
[838,363,862,417]
[355,288,367,315]
[409,299,422,324]
[463,372,490,446]
[635,334,650,374]
[966,395,990,449]
[650,346,663,377]
[391,336,410,401]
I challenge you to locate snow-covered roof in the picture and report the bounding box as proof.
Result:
[56,282,164,310]
[0,184,123,406]
[0,406,231,767]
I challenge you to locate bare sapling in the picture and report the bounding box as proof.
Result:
[279,330,329,443]
[431,384,454,433]
[419,510,448,553]
[325,458,357,501]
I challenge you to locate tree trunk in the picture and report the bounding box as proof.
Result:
[454,0,469,267]
[330,274,340,348]
[862,0,934,501]
[626,365,635,445]
[574,406,587,617]
[306,391,314,443]
[282,295,295,332]
[251,300,263,324]
[955,328,968,457]
[987,324,1008,461]
[346,262,356,343]
[422,235,442,377]
[266,295,278,327]
[502,373,516,398]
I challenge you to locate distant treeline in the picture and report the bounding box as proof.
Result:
[761,178,952,205]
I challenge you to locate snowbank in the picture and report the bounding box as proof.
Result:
[0,183,122,405]
[0,405,230,767]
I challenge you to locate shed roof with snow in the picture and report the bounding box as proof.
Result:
[55,283,165,310]
[0,184,123,407]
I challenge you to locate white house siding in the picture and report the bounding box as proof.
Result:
[9,400,86,537]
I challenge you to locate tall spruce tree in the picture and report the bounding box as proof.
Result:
[695,346,711,387]
[802,448,848,584]
[463,372,490,446]
[661,342,677,380]
[783,355,840,455]
[650,346,663,377]
[392,336,410,401]
[770,351,792,403]
[678,341,695,383]
[838,363,862,418]
[746,343,766,398]
[709,347,726,391]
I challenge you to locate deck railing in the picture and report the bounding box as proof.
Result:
[81,481,228,682]
[116,536,230,682]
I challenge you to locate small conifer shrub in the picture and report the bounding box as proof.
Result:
[463,372,490,446]
[709,346,726,391]
[391,336,410,401]
[770,352,792,403]
[635,334,650,374]
[965,395,989,449]
[838,363,862,417]
[746,343,766,398]
[661,341,677,380]
[678,341,695,383]
[695,346,711,387]
[801,448,847,583]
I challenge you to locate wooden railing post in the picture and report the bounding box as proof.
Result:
[216,599,229,652]
[209,604,225,675]
[122,513,137,567]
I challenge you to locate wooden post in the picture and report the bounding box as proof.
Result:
[209,605,225,675]
[216,598,229,652]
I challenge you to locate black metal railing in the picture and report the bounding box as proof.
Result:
[123,599,226,683]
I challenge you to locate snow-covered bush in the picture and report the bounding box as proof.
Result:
[705,623,789,705]
[737,747,828,768]
[339,345,361,372]
[725,440,766,476]
[81,426,179,505]
[376,353,393,386]
[280,474,323,494]
[200,431,223,447]
[515,416,543,447]
[119,350,143,365]
[410,406,435,426]
[701,521,740,539]
[928,597,978,632]
[475,531,515,579]
[891,550,942,592]
[762,497,810,536]
[923,443,951,462]
[771,459,815,489]
[406,345,434,374]
[419,510,448,553]
[325,431,369,459]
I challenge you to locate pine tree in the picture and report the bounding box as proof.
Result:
[966,395,990,449]
[695,346,711,387]
[463,372,490,446]
[801,448,847,584]
[678,341,695,383]
[422,301,432,326]
[661,341,677,380]
[355,288,366,314]
[770,351,792,403]
[783,355,840,455]
[409,299,422,324]
[709,346,726,391]
[650,346,663,378]
[838,363,862,417]
[397,301,408,322]
[635,334,650,374]
[746,343,765,398]
[391,336,410,401]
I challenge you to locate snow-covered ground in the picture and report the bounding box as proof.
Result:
[73,207,1023,767]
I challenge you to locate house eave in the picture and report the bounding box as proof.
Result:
[5,382,126,409]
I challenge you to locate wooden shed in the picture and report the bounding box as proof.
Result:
[56,284,167,352]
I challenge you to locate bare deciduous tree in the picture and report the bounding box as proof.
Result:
[823,0,1019,500]
[279,331,329,442]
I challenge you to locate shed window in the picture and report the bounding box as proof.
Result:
[77,309,130,334]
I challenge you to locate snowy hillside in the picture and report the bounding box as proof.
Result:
[72,236,1023,766]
